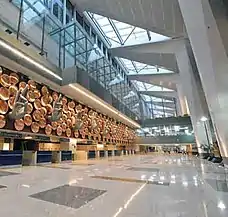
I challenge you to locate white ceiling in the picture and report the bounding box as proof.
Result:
[72,0,186,37]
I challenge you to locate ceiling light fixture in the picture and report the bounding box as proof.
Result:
[0,39,62,81]
[24,136,32,140]
[217,201,226,210]
[69,84,141,128]
[200,116,208,122]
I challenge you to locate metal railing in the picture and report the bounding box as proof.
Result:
[0,0,140,120]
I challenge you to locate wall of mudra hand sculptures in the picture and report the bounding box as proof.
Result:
[0,66,136,144]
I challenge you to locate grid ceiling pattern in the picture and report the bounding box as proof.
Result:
[120,58,174,75]
[88,12,175,117]
[92,14,169,46]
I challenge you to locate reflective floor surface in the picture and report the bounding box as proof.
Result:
[0,154,228,217]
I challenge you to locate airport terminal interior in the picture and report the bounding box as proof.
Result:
[0,0,228,216]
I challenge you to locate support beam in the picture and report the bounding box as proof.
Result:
[108,18,124,45]
[111,47,178,72]
[151,101,175,108]
[139,91,177,99]
[111,38,212,154]
[128,73,179,90]
[72,0,186,37]
[175,41,212,155]
[153,108,175,115]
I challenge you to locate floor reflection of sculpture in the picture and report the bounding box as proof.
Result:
[48,94,62,122]
[8,85,28,120]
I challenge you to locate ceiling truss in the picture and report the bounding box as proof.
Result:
[84,12,176,118]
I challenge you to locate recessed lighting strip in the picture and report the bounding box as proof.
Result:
[69,84,141,128]
[0,39,139,128]
[0,39,62,81]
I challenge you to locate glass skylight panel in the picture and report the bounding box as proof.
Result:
[132,80,173,92]
[29,0,37,4]
[24,8,37,22]
[93,14,107,22]
[143,83,155,90]
[87,12,176,116]
[23,2,29,10]
[132,80,147,91]
[151,97,164,102]
[134,62,147,69]
[102,25,115,33]
[153,106,174,111]
[92,13,169,46]
[120,58,174,75]
[141,95,152,101]
[34,1,46,13]
[123,91,136,100]
[152,97,173,103]
[140,67,173,74]
[150,86,173,91]
[108,74,124,86]
[165,107,175,111]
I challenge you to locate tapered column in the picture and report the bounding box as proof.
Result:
[176,83,188,115]
[178,0,228,160]
[176,43,212,154]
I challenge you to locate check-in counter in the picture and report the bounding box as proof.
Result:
[99,150,105,158]
[108,150,112,157]
[61,151,72,161]
[76,151,87,160]
[114,150,122,156]
[0,150,23,166]
[88,150,96,159]
[37,151,52,164]
[51,151,61,163]
[22,151,37,166]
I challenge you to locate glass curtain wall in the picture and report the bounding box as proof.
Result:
[8,0,141,119]
[137,125,194,137]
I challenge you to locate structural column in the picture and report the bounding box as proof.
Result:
[176,43,212,154]
[176,83,188,116]
[178,0,228,161]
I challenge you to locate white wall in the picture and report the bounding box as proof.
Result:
[178,0,228,158]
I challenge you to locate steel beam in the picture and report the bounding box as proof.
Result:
[108,18,124,45]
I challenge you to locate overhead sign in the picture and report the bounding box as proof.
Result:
[0,131,22,139]
[35,135,50,142]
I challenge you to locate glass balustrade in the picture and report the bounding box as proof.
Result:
[1,0,140,120]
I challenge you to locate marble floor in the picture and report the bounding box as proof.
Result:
[0,154,228,217]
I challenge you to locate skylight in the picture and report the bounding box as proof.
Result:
[85,12,176,118]
[120,58,174,75]
[90,13,169,47]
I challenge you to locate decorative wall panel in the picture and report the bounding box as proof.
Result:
[0,66,136,144]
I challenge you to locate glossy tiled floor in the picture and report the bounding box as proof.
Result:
[0,154,228,217]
